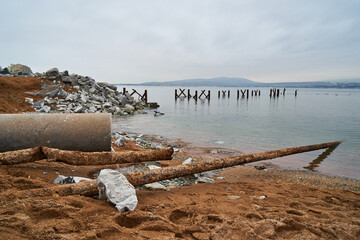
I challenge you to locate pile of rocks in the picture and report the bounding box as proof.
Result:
[28,68,146,115]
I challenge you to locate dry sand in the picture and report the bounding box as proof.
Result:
[0,76,359,239]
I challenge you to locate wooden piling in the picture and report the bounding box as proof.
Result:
[277,89,280,97]
[218,91,220,98]
[175,89,178,100]
[237,89,239,99]
[208,90,211,100]
[241,90,246,98]
[123,87,126,94]
[228,90,230,98]
[247,89,249,98]
[144,90,148,104]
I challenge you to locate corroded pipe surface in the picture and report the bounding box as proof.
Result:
[0,113,111,152]
[37,141,341,197]
[126,141,341,186]
[42,147,174,165]
[0,147,45,165]
[0,147,174,165]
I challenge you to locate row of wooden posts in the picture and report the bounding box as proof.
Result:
[119,87,298,103]
[175,88,298,100]
[175,89,211,100]
[122,87,148,104]
[269,88,298,97]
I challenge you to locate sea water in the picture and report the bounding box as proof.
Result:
[112,86,360,180]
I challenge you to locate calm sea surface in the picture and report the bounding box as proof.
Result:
[112,86,360,180]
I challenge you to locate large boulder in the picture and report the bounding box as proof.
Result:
[8,64,33,76]
[0,67,10,74]
[45,68,60,77]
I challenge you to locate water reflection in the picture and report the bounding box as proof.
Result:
[303,145,339,171]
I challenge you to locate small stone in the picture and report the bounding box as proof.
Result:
[103,102,112,108]
[197,177,215,184]
[147,165,161,170]
[89,87,96,93]
[219,150,235,154]
[113,137,127,147]
[40,105,51,113]
[24,97,33,104]
[144,182,166,190]
[228,196,240,200]
[217,177,225,180]
[74,105,83,113]
[254,165,267,171]
[32,99,45,109]
[259,195,267,200]
[61,76,72,83]
[137,110,147,114]
[45,68,60,77]
[53,175,91,184]
[124,104,135,113]
[91,94,105,103]
[80,94,88,103]
[65,93,75,101]
[61,70,69,76]
[210,150,218,154]
[182,158,193,165]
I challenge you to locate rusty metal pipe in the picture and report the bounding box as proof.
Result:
[0,147,174,165]
[27,141,341,197]
[125,141,341,186]
[41,146,174,165]
[0,113,111,152]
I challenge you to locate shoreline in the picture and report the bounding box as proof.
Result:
[115,127,360,182]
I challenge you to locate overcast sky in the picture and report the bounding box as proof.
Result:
[1,0,359,84]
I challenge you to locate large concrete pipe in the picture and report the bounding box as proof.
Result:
[0,113,111,152]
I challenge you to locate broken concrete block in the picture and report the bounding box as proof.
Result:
[97,169,138,212]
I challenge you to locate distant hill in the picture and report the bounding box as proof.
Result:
[141,77,258,87]
[136,77,360,88]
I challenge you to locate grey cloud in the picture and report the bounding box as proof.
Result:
[0,0,359,83]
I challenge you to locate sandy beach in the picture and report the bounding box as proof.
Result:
[0,76,359,239]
